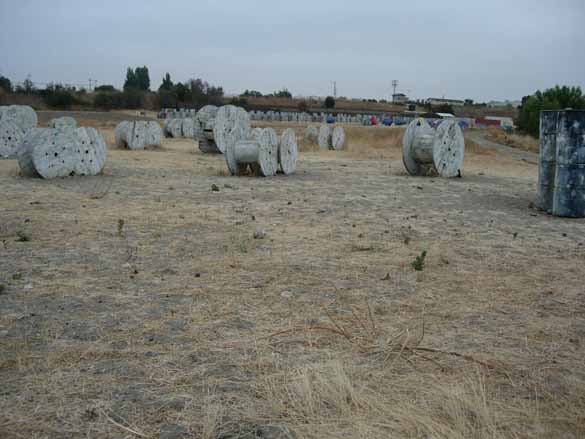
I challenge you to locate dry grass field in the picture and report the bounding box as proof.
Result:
[1,112,584,438]
[476,127,539,154]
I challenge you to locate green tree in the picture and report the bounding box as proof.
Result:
[135,66,150,91]
[273,87,292,98]
[240,89,262,97]
[0,75,12,93]
[123,68,137,90]
[188,78,224,106]
[159,73,174,91]
[174,82,190,102]
[95,84,116,92]
[517,85,585,137]
[324,96,335,109]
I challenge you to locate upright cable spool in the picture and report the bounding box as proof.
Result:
[225,127,278,177]
[402,118,464,177]
[213,105,251,154]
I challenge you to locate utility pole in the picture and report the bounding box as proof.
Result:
[391,80,398,101]
[331,81,337,98]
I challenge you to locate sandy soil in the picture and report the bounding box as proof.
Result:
[0,113,584,439]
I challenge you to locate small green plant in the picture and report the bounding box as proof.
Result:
[16,231,30,242]
[411,250,427,271]
[117,219,125,237]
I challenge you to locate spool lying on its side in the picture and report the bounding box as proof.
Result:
[18,127,107,178]
[116,121,162,150]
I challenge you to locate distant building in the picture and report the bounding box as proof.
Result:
[487,100,521,108]
[392,93,408,104]
[484,116,515,128]
[426,98,465,107]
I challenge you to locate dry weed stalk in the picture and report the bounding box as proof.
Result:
[268,301,495,370]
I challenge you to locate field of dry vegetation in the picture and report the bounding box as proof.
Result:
[1,112,584,439]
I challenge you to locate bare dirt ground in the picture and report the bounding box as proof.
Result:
[1,112,584,439]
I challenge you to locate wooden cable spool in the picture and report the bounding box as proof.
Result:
[402,118,464,177]
[225,127,278,177]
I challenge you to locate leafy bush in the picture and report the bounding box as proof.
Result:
[240,89,263,97]
[0,75,12,93]
[517,86,585,137]
[39,84,78,109]
[324,96,335,109]
[95,84,116,92]
[93,89,144,110]
[411,250,427,271]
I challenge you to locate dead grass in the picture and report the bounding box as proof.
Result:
[0,114,583,438]
[482,127,539,153]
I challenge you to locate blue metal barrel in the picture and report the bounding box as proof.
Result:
[552,110,585,217]
[537,111,558,213]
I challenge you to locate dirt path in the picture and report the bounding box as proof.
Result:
[467,131,539,164]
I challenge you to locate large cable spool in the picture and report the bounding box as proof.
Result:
[18,127,107,178]
[402,118,464,177]
[225,127,278,177]
[115,121,162,150]
[213,105,251,154]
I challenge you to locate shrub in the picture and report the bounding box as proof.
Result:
[411,250,427,271]
[324,96,335,109]
[517,86,585,137]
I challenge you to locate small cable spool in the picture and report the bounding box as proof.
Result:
[225,127,278,177]
[402,118,464,177]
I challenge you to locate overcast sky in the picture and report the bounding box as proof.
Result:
[1,0,583,102]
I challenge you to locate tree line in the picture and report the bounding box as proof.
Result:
[516,85,585,137]
[0,67,226,111]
